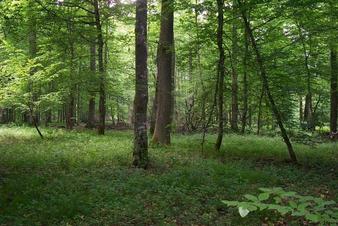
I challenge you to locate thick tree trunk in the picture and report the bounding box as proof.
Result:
[231,0,239,132]
[87,43,96,129]
[152,0,174,145]
[330,46,337,133]
[215,0,225,151]
[239,1,297,163]
[94,0,106,135]
[133,0,149,168]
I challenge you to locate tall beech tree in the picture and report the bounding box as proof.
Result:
[87,42,96,129]
[87,15,97,129]
[215,0,225,151]
[93,0,106,135]
[330,46,337,133]
[133,0,149,168]
[231,0,239,132]
[241,27,249,134]
[329,0,337,133]
[152,0,174,145]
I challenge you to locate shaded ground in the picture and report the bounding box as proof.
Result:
[0,127,337,225]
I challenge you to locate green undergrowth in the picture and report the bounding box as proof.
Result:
[0,127,337,225]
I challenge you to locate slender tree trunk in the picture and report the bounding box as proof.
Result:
[87,43,96,129]
[66,43,75,130]
[299,96,303,123]
[194,4,207,126]
[152,0,174,145]
[28,1,39,126]
[257,86,264,135]
[297,23,314,131]
[66,94,75,129]
[239,0,297,163]
[133,0,149,168]
[94,0,106,135]
[330,46,337,133]
[76,84,81,124]
[215,0,225,151]
[241,26,249,134]
[29,106,43,139]
[231,0,239,132]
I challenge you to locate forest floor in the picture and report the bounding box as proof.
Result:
[0,127,337,225]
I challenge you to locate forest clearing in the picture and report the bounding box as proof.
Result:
[0,127,337,225]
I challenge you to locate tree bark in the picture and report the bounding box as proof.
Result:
[241,25,249,134]
[299,96,303,123]
[28,0,39,126]
[66,42,75,130]
[330,46,337,133]
[93,0,106,135]
[152,0,174,145]
[215,0,225,151]
[231,0,239,132]
[150,45,160,135]
[239,0,297,163]
[257,85,264,135]
[297,23,314,131]
[133,0,149,168]
[87,43,96,129]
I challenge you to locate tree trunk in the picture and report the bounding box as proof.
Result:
[299,96,303,123]
[241,26,249,134]
[152,0,174,145]
[330,46,337,133]
[87,43,96,129]
[133,0,149,168]
[257,85,264,135]
[215,0,225,151]
[28,0,39,126]
[297,23,314,131]
[94,0,106,135]
[66,42,75,130]
[66,94,75,130]
[150,45,160,135]
[231,0,239,132]
[239,0,297,163]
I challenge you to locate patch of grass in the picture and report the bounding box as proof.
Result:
[0,127,337,225]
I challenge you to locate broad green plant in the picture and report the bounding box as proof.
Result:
[223,187,338,225]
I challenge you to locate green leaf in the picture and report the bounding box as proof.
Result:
[238,207,250,218]
[305,214,321,223]
[289,201,297,209]
[244,194,258,202]
[258,193,270,201]
[222,200,239,207]
[274,197,282,204]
